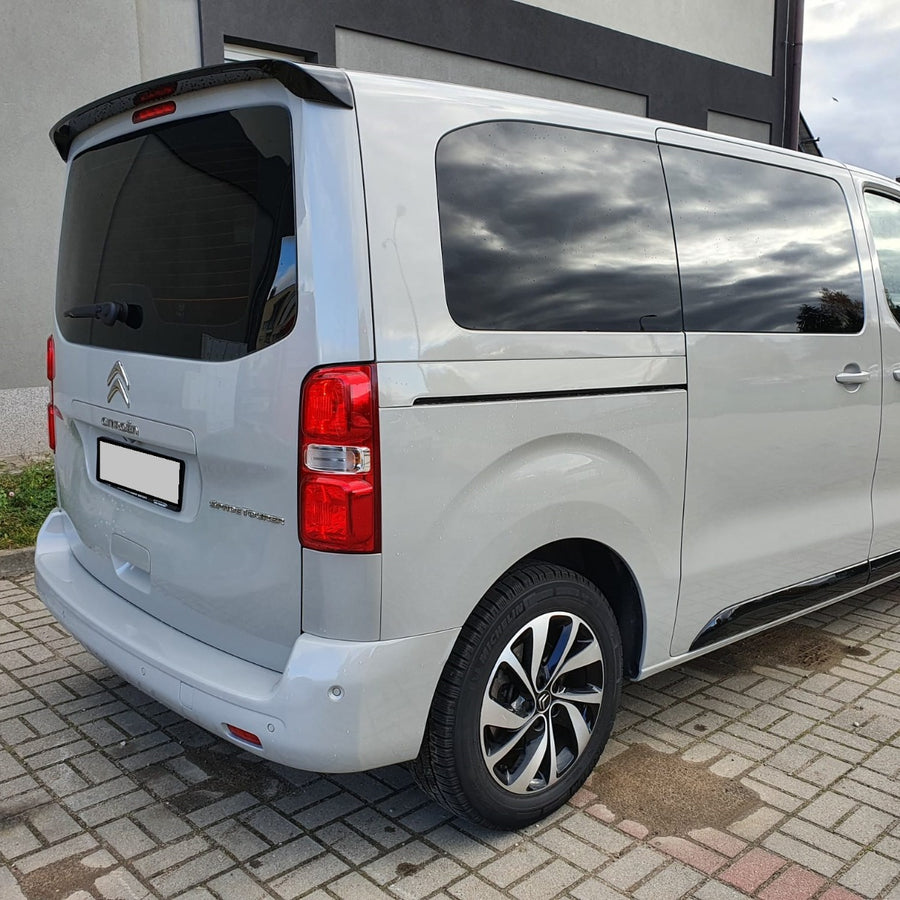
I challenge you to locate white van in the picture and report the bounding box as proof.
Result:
[36,59,900,829]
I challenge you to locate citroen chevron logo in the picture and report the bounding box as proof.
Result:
[106,361,130,407]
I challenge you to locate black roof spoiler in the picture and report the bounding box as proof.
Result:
[50,60,353,161]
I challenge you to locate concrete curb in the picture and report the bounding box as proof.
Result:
[0,546,34,578]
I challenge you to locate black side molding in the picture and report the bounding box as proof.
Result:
[50,60,353,161]
[690,561,871,652]
[869,549,900,581]
[414,384,686,406]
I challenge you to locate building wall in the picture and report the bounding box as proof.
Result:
[334,29,647,115]
[199,0,790,143]
[512,0,778,74]
[2,0,796,458]
[0,0,200,459]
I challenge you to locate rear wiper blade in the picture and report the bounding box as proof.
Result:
[64,301,142,329]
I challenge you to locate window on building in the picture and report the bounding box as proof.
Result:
[224,43,310,64]
[707,111,771,144]
[662,147,863,333]
[435,121,681,332]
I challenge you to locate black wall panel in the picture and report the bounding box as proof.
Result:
[198,0,792,146]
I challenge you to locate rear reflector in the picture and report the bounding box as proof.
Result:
[47,335,56,452]
[132,101,176,124]
[226,724,262,747]
[300,365,380,553]
[47,404,57,453]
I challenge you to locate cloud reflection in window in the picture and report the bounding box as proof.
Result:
[436,121,682,333]
[864,192,900,327]
[661,147,863,334]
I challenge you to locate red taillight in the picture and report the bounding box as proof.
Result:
[132,101,176,124]
[47,335,57,452]
[300,365,380,553]
[301,477,376,551]
[302,367,374,443]
[226,724,262,747]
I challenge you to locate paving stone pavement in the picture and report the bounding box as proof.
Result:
[1,569,899,900]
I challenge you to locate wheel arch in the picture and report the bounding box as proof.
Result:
[522,539,645,679]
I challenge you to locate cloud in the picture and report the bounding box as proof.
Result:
[802,0,900,175]
[805,0,900,42]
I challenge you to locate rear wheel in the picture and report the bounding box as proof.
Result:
[412,562,622,829]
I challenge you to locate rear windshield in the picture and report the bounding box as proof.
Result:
[56,106,296,361]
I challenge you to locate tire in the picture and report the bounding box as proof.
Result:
[412,562,623,829]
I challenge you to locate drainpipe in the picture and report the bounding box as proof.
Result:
[786,0,805,150]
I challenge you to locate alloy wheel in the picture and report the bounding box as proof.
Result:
[479,611,605,793]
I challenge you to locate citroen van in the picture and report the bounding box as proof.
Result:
[35,59,900,829]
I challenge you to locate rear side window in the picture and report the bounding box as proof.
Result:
[661,147,863,333]
[57,106,296,361]
[436,121,682,333]
[864,192,900,326]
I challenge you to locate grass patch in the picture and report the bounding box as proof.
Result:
[0,458,56,550]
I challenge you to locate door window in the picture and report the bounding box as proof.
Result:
[864,192,900,325]
[662,147,864,333]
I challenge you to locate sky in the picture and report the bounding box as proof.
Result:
[801,0,900,177]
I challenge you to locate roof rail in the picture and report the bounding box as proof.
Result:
[50,59,353,160]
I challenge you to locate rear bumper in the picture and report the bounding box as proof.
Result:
[34,509,458,772]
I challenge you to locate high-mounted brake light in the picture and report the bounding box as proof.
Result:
[300,365,380,553]
[46,335,61,452]
[132,101,176,124]
[134,83,176,105]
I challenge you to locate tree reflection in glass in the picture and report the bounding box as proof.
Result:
[662,146,864,334]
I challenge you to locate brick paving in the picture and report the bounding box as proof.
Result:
[1,570,898,899]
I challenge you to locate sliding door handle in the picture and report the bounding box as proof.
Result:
[835,370,870,385]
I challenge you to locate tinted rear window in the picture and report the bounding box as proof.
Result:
[56,107,296,361]
[436,121,682,333]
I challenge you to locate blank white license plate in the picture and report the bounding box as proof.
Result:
[97,439,185,511]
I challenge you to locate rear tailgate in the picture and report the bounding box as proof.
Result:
[49,64,372,671]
